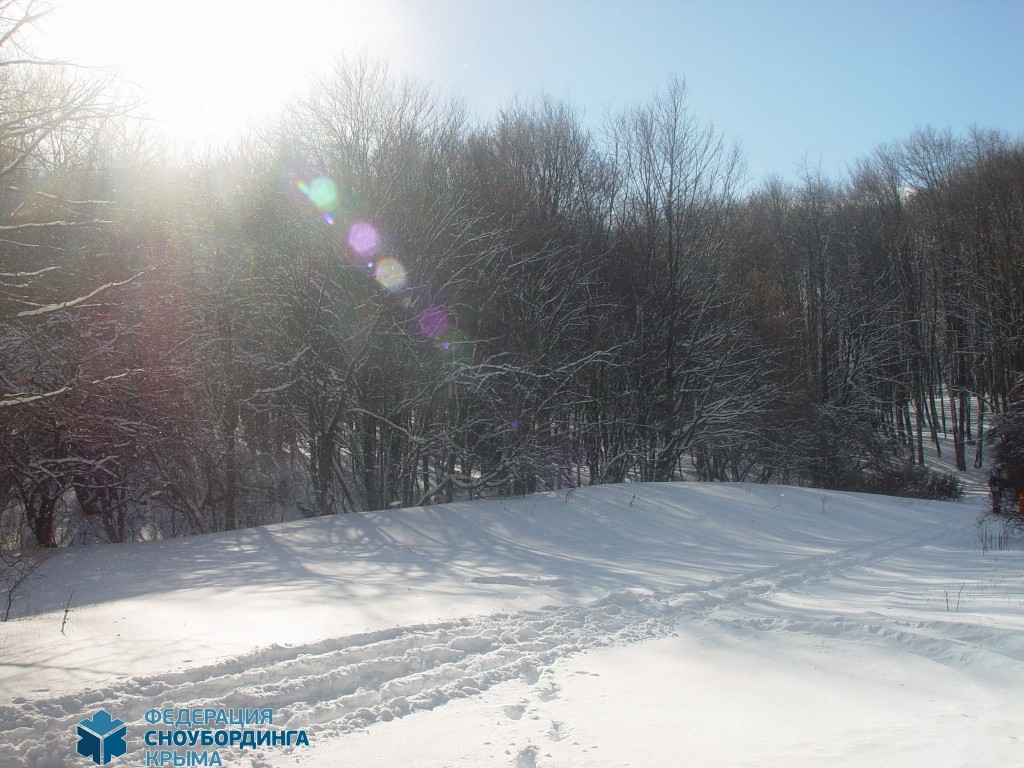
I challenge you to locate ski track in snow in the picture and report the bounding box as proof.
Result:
[1,518,1001,767]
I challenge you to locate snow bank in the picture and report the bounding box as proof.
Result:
[1,483,1019,767]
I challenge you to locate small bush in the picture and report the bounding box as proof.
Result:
[871,464,963,500]
[977,511,1024,552]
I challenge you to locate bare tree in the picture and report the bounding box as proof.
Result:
[604,77,769,482]
[0,2,140,546]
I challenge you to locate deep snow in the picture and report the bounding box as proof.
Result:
[1,483,1022,767]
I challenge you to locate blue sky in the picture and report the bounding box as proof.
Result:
[39,0,1024,186]
[394,0,1024,183]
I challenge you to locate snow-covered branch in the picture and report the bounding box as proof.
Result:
[15,273,143,317]
[0,370,142,408]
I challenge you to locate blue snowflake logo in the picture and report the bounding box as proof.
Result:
[76,709,127,765]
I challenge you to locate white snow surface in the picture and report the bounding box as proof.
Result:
[1,482,1022,767]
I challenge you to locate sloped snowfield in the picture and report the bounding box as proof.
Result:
[1,483,1022,767]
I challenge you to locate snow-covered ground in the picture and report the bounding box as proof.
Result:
[2,483,1022,767]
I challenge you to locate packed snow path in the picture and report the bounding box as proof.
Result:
[1,484,1021,767]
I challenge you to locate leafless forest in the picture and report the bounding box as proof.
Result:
[2,3,1023,546]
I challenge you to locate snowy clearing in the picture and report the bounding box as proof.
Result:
[1,483,1022,767]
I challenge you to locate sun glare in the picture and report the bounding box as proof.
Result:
[37,0,405,147]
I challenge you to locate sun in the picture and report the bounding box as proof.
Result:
[34,0,406,147]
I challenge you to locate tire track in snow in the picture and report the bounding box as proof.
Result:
[0,522,955,767]
[720,612,1024,677]
[0,595,671,767]
[650,525,945,618]
[686,521,1024,680]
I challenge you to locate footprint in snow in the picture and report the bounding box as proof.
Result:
[547,721,572,742]
[503,703,527,720]
[520,665,541,685]
[537,681,560,701]
[516,745,539,768]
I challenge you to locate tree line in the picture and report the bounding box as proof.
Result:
[2,13,1022,546]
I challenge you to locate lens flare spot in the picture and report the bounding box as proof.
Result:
[323,213,335,225]
[418,306,449,338]
[374,257,408,292]
[297,176,339,212]
[349,221,380,255]
[438,328,475,365]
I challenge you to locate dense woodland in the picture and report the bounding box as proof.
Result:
[2,4,1023,547]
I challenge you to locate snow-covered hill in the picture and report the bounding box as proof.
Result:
[1,483,1021,767]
